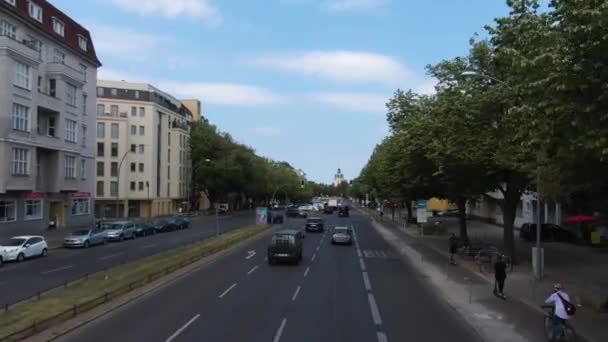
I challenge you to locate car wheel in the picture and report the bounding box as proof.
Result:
[84,240,90,248]
[103,238,108,245]
[268,257,274,265]
[40,248,48,257]
[132,233,137,240]
[0,256,3,267]
[119,235,124,242]
[17,253,25,262]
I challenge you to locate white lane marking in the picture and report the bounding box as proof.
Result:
[247,265,259,275]
[292,286,301,301]
[359,258,367,271]
[316,245,320,251]
[377,331,388,342]
[165,313,200,342]
[218,283,237,298]
[142,244,157,249]
[245,250,256,260]
[311,253,316,262]
[303,266,310,277]
[99,252,124,261]
[41,264,74,275]
[273,318,287,342]
[357,250,362,258]
[368,293,382,325]
[362,271,372,291]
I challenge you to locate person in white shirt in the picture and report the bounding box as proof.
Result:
[543,283,573,334]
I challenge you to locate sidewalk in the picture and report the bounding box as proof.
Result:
[365,208,607,342]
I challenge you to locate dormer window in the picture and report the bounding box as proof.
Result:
[78,35,88,51]
[28,2,43,23]
[4,0,16,6]
[52,18,64,37]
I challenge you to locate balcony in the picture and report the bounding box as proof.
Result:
[46,62,85,85]
[0,35,41,63]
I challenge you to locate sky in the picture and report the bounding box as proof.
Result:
[52,0,510,184]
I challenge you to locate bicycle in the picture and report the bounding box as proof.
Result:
[543,307,576,341]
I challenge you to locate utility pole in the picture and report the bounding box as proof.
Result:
[115,150,132,218]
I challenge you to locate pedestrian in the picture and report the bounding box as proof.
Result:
[494,255,507,299]
[449,233,458,264]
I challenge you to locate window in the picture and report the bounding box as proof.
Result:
[48,116,56,136]
[64,155,76,178]
[130,182,136,191]
[139,163,144,172]
[96,122,105,138]
[110,182,118,196]
[48,78,56,97]
[131,107,137,117]
[80,159,86,179]
[78,35,87,51]
[97,142,104,157]
[96,181,104,197]
[71,198,90,216]
[110,105,118,117]
[52,18,64,37]
[12,148,29,175]
[82,94,87,114]
[81,125,87,146]
[130,163,136,172]
[66,83,77,106]
[28,2,43,22]
[96,161,104,176]
[4,0,16,6]
[131,144,136,153]
[25,199,42,220]
[52,49,65,64]
[139,107,145,117]
[12,103,30,132]
[168,166,171,179]
[168,132,171,146]
[139,126,145,136]
[168,149,171,162]
[97,87,104,96]
[111,143,118,157]
[134,91,140,99]
[110,162,118,177]
[139,181,144,191]
[138,144,144,154]
[79,64,88,82]
[0,201,16,223]
[111,89,117,96]
[14,61,31,90]
[97,104,105,116]
[130,125,136,135]
[64,119,77,142]
[1,20,16,39]
[111,123,119,138]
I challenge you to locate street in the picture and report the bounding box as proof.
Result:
[56,210,480,342]
[0,212,254,306]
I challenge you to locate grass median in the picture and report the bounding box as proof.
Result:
[0,224,271,340]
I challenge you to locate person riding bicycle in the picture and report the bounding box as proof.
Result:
[542,283,573,336]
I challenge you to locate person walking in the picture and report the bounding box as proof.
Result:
[449,233,458,264]
[494,255,507,299]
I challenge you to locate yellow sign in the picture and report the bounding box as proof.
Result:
[591,232,601,245]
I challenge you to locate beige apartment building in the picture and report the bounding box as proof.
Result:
[95,80,192,218]
[180,99,202,122]
[0,0,100,235]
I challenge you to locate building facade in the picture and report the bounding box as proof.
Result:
[95,80,192,218]
[0,0,101,234]
[180,99,202,122]
[333,168,345,187]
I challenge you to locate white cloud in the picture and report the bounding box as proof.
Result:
[250,126,282,137]
[108,0,222,27]
[252,50,412,86]
[323,0,386,11]
[88,24,170,62]
[311,92,388,112]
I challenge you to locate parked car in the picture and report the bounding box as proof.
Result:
[150,218,175,233]
[134,221,158,236]
[104,221,137,241]
[167,217,189,230]
[175,216,191,229]
[331,226,353,245]
[305,217,325,232]
[267,229,304,265]
[0,236,48,262]
[520,223,579,243]
[0,248,6,267]
[64,228,107,248]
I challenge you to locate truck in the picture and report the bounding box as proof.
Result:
[327,199,339,209]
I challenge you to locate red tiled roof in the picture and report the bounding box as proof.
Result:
[1,0,101,66]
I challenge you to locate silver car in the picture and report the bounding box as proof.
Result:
[64,228,107,248]
[331,226,353,245]
[104,221,137,241]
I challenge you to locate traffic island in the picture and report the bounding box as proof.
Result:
[0,225,271,342]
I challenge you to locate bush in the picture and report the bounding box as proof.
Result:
[422,222,448,236]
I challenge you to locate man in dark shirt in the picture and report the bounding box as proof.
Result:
[494,255,507,299]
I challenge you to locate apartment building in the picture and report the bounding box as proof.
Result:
[0,0,101,234]
[180,99,202,122]
[95,80,192,218]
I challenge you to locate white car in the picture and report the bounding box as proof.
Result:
[0,236,48,262]
[331,226,353,245]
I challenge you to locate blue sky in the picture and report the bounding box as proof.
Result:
[52,0,509,183]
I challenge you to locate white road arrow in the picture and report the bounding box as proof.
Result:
[245,250,256,260]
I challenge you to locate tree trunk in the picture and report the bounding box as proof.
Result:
[406,201,413,221]
[501,184,523,264]
[457,196,468,242]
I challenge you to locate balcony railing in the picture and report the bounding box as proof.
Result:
[0,34,41,61]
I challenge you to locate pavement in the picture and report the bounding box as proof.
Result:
[53,210,482,342]
[369,208,607,342]
[0,211,254,306]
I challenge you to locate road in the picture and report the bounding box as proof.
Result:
[0,212,254,306]
[57,210,481,342]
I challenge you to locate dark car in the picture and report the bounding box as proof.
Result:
[171,216,191,229]
[338,206,349,217]
[323,206,334,214]
[268,210,284,224]
[151,218,175,233]
[520,223,579,243]
[267,229,304,265]
[305,217,325,232]
[134,221,157,236]
[286,207,300,218]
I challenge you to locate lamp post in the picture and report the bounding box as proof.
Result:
[115,150,132,219]
[199,158,219,236]
[462,70,544,279]
[145,181,150,217]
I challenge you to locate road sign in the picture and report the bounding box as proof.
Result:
[255,207,268,225]
[416,200,427,223]
[416,200,427,209]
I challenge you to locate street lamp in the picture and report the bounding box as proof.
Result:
[115,150,133,218]
[462,70,544,279]
[199,158,219,236]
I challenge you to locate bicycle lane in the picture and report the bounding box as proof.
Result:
[364,214,554,342]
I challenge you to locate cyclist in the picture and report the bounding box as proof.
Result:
[542,283,573,337]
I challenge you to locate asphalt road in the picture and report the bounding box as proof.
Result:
[57,211,481,342]
[0,212,254,306]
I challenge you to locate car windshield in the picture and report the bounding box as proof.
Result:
[72,230,90,236]
[335,228,349,234]
[307,219,322,224]
[3,238,26,246]
[110,224,124,230]
[272,234,294,244]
